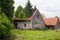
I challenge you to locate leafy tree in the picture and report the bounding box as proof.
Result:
[0,0,14,40]
[24,0,33,17]
[0,0,14,21]
[15,5,23,18]
[0,7,1,13]
[0,13,14,40]
[19,9,27,19]
[15,5,27,19]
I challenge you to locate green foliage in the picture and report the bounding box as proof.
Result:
[0,0,14,40]
[33,6,37,12]
[32,6,37,14]
[0,7,1,13]
[19,9,27,19]
[15,5,23,17]
[0,0,14,21]
[24,0,33,17]
[15,5,27,19]
[0,13,14,39]
[14,0,45,20]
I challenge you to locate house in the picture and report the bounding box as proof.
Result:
[14,9,60,30]
[44,18,60,29]
[14,9,46,30]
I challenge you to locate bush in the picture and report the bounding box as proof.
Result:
[0,13,14,40]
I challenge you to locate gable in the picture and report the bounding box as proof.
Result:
[32,9,44,23]
[27,9,43,20]
[31,9,45,29]
[33,10,41,19]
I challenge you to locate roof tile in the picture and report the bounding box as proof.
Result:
[44,18,58,25]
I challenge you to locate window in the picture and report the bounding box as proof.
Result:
[24,24,26,27]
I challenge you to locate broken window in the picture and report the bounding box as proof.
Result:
[24,24,26,27]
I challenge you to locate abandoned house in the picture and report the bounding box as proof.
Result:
[44,18,60,29]
[14,9,60,30]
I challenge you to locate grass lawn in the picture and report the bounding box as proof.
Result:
[11,29,60,40]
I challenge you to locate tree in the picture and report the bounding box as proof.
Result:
[0,7,1,13]
[32,6,37,13]
[15,5,27,19]
[0,0,14,21]
[15,5,23,18]
[19,9,27,19]
[0,13,13,40]
[34,6,37,11]
[24,0,33,17]
[0,0,14,39]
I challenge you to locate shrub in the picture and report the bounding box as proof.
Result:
[0,13,14,40]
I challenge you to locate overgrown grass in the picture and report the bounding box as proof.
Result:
[11,29,60,40]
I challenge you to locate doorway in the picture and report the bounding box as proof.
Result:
[46,25,55,29]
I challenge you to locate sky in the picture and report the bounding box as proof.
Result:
[14,0,60,18]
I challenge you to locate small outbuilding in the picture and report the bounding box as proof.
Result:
[44,18,60,29]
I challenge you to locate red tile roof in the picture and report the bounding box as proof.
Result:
[44,18,58,26]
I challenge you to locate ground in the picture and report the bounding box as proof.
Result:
[11,29,60,40]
